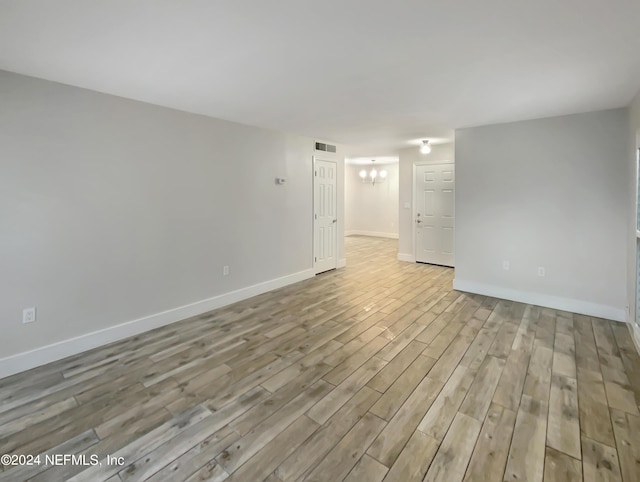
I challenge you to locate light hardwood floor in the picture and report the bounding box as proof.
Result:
[1,235,640,481]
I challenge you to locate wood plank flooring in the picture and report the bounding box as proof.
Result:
[1,235,640,481]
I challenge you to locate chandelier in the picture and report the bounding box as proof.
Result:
[359,160,387,185]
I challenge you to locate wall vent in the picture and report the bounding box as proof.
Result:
[315,142,336,153]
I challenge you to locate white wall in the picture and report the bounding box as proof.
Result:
[454,108,628,321]
[0,70,344,374]
[345,163,399,238]
[398,143,455,260]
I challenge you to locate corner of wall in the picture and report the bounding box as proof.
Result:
[397,253,415,263]
[453,278,626,322]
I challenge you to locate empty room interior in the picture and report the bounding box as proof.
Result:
[2,1,640,481]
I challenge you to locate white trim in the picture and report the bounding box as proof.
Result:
[313,156,339,274]
[453,279,626,322]
[0,268,315,379]
[338,258,347,268]
[398,252,415,263]
[345,230,398,239]
[634,139,640,350]
[413,159,454,166]
[412,164,417,261]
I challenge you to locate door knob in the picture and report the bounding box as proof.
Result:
[332,219,337,223]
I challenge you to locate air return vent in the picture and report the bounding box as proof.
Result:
[315,142,336,153]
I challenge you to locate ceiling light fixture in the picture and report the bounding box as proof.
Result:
[359,160,387,185]
[420,140,432,154]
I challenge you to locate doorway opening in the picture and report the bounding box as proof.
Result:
[344,159,399,240]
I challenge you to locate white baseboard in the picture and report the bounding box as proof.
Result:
[345,230,399,239]
[338,258,347,268]
[0,268,315,379]
[452,279,626,322]
[397,253,415,263]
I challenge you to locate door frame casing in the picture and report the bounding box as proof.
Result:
[412,160,456,265]
[630,132,640,352]
[313,155,338,274]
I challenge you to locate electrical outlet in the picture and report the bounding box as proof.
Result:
[23,307,36,324]
[502,260,510,271]
[537,266,545,277]
[223,266,229,276]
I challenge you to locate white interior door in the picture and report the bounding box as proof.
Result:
[415,163,455,267]
[314,158,338,274]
